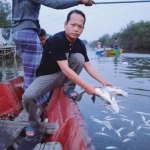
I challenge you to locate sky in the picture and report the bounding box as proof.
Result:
[39,1,150,41]
[6,0,150,41]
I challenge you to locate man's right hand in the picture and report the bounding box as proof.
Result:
[79,0,95,6]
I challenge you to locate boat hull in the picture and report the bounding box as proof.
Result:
[106,49,123,56]
[0,77,23,116]
[95,48,106,55]
[0,77,95,150]
[44,88,95,150]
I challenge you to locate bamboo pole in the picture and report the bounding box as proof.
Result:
[95,0,150,4]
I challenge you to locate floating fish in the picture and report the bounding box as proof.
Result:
[102,86,128,97]
[115,127,125,137]
[126,131,135,137]
[119,115,127,118]
[131,120,134,126]
[90,116,113,130]
[123,138,131,143]
[137,126,142,131]
[95,132,111,137]
[105,117,116,121]
[101,110,108,113]
[141,115,150,126]
[105,116,111,119]
[121,118,134,126]
[102,127,105,132]
[115,130,121,137]
[135,111,150,116]
[105,146,117,149]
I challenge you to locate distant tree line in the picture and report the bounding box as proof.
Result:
[89,20,150,53]
[0,0,11,28]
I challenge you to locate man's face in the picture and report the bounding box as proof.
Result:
[64,13,84,42]
[39,35,47,46]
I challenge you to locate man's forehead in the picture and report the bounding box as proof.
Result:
[70,13,84,19]
[69,14,84,23]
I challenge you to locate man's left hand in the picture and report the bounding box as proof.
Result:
[103,81,113,87]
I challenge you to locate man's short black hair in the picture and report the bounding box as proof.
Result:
[66,9,86,25]
[39,29,46,36]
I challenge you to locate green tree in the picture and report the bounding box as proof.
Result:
[0,0,11,28]
[90,20,150,53]
[89,40,98,48]
[98,34,110,47]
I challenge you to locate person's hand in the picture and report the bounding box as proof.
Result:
[79,0,95,6]
[84,84,98,95]
[102,81,113,87]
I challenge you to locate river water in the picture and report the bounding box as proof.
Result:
[0,48,150,150]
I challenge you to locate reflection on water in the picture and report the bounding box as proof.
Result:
[0,57,23,82]
[78,49,150,150]
[0,50,150,150]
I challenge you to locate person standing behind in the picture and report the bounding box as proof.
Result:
[114,38,118,49]
[38,28,48,47]
[12,0,95,104]
[23,9,112,137]
[96,41,101,49]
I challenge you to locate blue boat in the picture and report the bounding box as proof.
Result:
[95,48,106,56]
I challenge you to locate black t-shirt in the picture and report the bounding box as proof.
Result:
[36,31,89,77]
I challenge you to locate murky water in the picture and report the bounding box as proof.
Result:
[78,49,150,150]
[0,49,150,150]
[0,57,22,82]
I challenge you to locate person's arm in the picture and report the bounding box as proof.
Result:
[57,60,97,95]
[29,0,94,9]
[84,61,113,86]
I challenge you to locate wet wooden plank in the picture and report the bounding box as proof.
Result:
[0,108,45,150]
[34,142,62,150]
[0,120,58,134]
[0,124,23,150]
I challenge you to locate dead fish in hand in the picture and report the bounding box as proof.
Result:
[75,86,128,114]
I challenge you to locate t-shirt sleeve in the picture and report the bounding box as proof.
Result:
[50,37,67,61]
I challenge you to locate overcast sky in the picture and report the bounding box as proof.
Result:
[39,1,150,41]
[7,0,150,41]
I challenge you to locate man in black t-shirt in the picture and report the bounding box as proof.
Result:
[23,9,112,137]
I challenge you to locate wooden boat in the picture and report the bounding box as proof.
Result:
[0,77,95,150]
[106,48,123,56]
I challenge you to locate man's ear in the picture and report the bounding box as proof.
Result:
[64,22,67,29]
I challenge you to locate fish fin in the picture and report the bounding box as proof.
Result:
[75,90,86,101]
[109,92,115,100]
[91,95,96,103]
